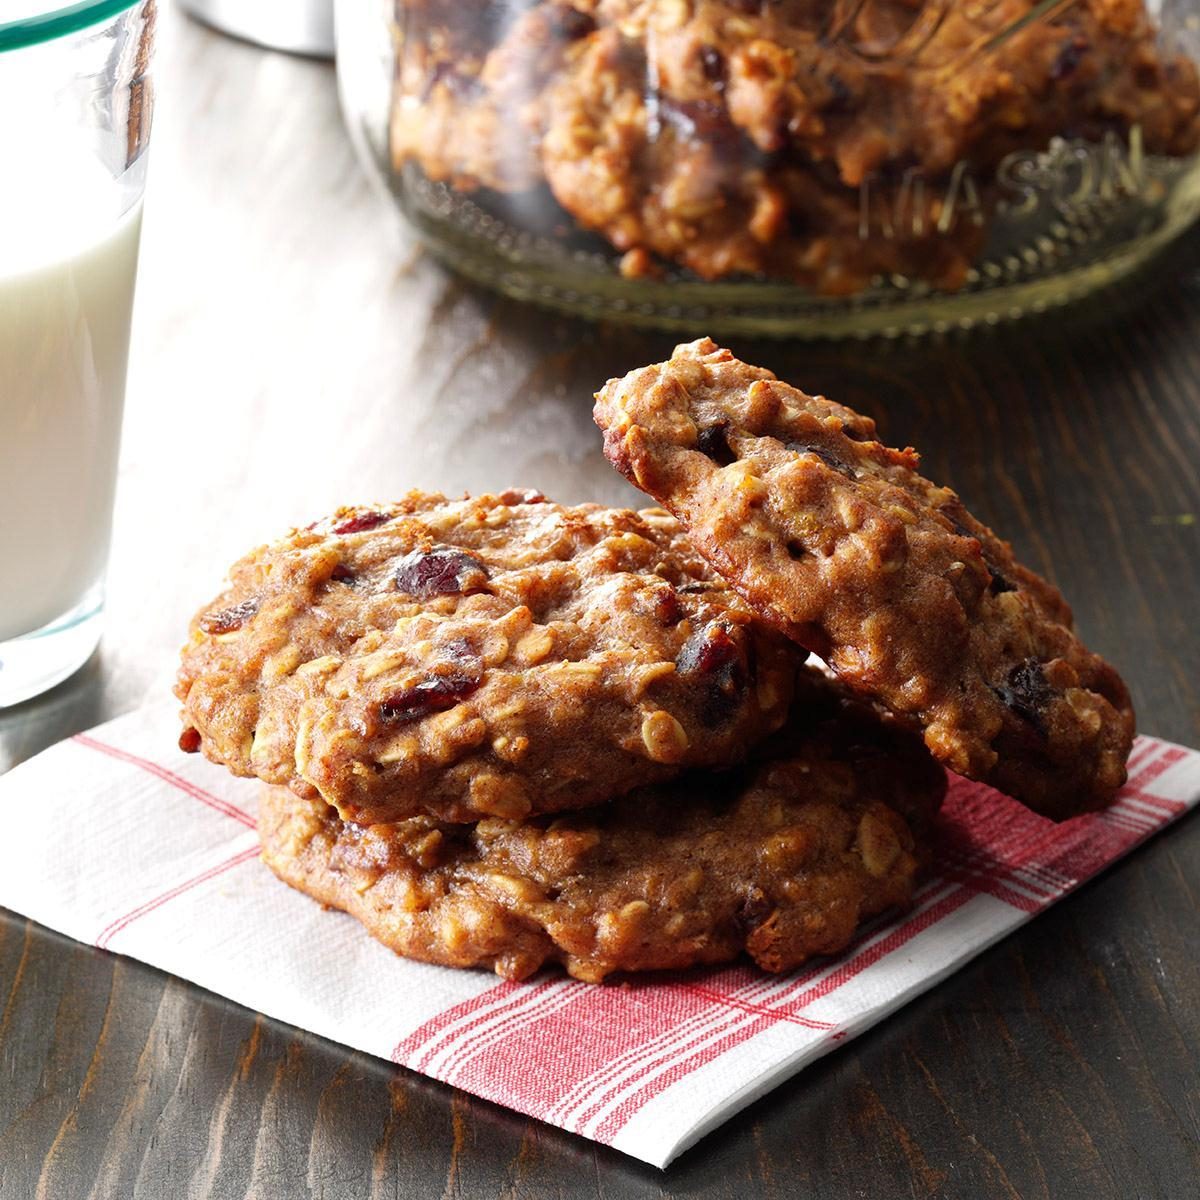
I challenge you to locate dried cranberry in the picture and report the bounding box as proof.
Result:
[697,420,737,466]
[652,586,683,626]
[379,641,483,725]
[788,441,856,478]
[378,675,478,724]
[991,659,1055,733]
[334,511,392,535]
[677,621,749,727]
[394,546,490,599]
[678,623,740,676]
[199,597,258,635]
[178,727,201,754]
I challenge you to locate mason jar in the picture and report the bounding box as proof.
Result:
[336,0,1200,336]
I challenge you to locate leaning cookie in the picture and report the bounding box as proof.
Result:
[177,490,800,825]
[259,668,946,982]
[594,339,1134,820]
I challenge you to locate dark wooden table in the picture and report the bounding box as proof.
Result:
[3,10,1199,1198]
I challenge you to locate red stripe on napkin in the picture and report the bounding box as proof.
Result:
[386,740,1190,1146]
[73,733,256,828]
[96,845,260,949]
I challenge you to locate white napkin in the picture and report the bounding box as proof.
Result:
[1,703,1196,1168]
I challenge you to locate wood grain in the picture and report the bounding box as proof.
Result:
[1,7,1199,1198]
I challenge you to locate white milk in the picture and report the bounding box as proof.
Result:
[0,173,142,642]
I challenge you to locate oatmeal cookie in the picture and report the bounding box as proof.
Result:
[594,339,1134,819]
[177,490,799,825]
[389,0,1200,290]
[599,0,1200,184]
[391,2,602,193]
[259,668,946,982]
[537,18,982,292]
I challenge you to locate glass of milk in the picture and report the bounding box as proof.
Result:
[0,2,155,706]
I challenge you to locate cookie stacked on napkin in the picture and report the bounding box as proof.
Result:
[176,343,1134,982]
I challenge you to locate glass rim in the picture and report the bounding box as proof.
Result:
[0,0,139,53]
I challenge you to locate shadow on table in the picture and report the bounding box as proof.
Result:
[426,228,1200,440]
[0,652,111,774]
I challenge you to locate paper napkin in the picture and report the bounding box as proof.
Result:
[0,703,1196,1168]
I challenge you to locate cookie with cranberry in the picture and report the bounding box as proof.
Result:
[259,666,946,982]
[177,490,800,825]
[594,339,1134,819]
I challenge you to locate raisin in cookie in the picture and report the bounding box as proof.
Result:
[259,667,945,982]
[595,339,1134,820]
[177,490,799,825]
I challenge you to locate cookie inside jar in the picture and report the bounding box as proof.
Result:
[383,0,1200,301]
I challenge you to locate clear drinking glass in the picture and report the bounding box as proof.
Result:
[0,1,155,706]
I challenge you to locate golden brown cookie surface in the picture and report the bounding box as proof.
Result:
[259,669,946,982]
[177,490,800,824]
[594,339,1135,819]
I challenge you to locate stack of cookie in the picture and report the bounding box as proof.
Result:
[390,0,1200,295]
[176,341,1134,982]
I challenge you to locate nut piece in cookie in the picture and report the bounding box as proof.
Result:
[594,339,1135,820]
[258,667,946,982]
[176,490,801,824]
